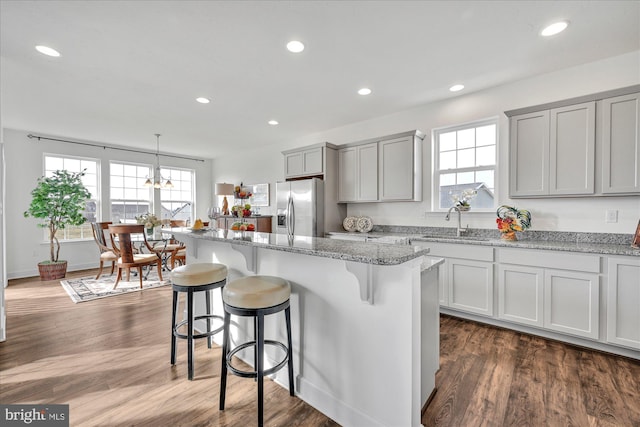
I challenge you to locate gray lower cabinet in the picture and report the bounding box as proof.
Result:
[500,248,600,340]
[607,256,640,350]
[413,240,620,351]
[498,264,544,328]
[421,242,494,317]
[448,258,494,316]
[498,261,600,340]
[543,268,600,340]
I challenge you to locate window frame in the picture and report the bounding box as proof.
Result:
[160,166,195,224]
[109,161,154,224]
[43,153,100,242]
[432,117,498,212]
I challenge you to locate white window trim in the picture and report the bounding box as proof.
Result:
[432,117,499,212]
[109,160,154,223]
[160,166,196,223]
[43,153,101,241]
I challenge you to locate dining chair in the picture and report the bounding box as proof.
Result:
[170,247,186,269]
[108,224,163,289]
[151,220,186,269]
[91,222,118,280]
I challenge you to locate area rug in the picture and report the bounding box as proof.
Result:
[60,270,170,303]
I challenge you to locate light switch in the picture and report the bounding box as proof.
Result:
[605,209,618,223]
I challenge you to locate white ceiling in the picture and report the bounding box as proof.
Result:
[1,1,639,158]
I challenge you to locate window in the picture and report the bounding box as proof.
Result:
[44,154,99,240]
[110,162,153,223]
[434,118,497,210]
[160,167,194,223]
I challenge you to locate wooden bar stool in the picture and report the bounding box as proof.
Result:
[219,275,294,427]
[170,263,227,380]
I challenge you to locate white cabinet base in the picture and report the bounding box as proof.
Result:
[543,269,599,340]
[498,265,544,327]
[607,257,640,350]
[448,259,494,317]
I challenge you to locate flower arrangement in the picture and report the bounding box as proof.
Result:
[450,188,477,208]
[496,205,531,239]
[136,213,161,229]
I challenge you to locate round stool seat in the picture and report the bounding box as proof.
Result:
[223,276,290,309]
[171,263,227,286]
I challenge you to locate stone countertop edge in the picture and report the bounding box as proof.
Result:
[167,229,430,266]
[327,228,640,257]
[409,235,640,257]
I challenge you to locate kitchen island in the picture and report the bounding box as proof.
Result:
[168,228,442,427]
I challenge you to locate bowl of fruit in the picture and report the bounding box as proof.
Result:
[231,204,252,218]
[230,222,256,232]
[234,185,252,200]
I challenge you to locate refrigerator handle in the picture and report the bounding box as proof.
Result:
[287,196,295,236]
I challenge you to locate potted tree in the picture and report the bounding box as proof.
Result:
[24,170,91,280]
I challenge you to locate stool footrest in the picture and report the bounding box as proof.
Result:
[174,314,224,340]
[226,340,290,379]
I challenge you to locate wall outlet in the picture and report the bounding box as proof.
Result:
[605,209,618,223]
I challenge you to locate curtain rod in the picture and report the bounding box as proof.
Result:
[27,134,206,163]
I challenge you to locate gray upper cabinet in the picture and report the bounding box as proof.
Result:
[379,135,418,201]
[549,102,595,195]
[283,146,324,179]
[506,85,639,198]
[509,110,550,196]
[509,102,595,197]
[338,142,378,202]
[337,130,423,203]
[601,92,640,194]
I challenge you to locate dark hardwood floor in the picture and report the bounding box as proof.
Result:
[425,316,640,427]
[1,269,639,426]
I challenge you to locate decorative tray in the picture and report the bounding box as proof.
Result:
[356,216,373,233]
[343,216,358,232]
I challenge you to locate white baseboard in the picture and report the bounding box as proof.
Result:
[8,263,104,280]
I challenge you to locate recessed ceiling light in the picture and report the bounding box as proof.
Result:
[541,21,569,37]
[35,45,60,57]
[449,84,465,92]
[286,40,305,53]
[196,97,210,104]
[358,88,372,96]
[268,120,279,126]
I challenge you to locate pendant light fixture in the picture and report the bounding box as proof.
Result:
[144,134,173,188]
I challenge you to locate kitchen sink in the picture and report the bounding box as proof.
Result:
[419,235,491,242]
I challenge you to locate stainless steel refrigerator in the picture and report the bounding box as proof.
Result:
[276,178,324,237]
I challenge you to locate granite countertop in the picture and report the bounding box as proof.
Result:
[329,227,640,257]
[168,228,429,265]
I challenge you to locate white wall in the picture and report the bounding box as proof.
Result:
[3,129,213,279]
[213,51,640,234]
[3,51,639,279]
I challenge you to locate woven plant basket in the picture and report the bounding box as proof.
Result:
[38,261,68,280]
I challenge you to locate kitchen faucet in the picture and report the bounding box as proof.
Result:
[445,206,468,237]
